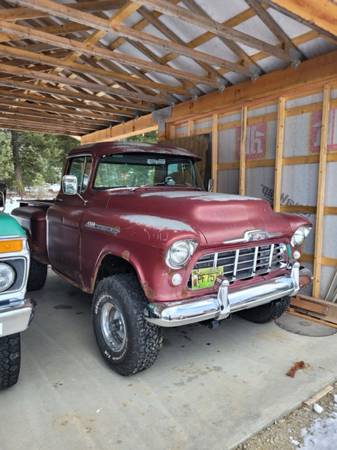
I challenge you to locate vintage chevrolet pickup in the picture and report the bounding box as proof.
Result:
[0,184,33,389]
[13,142,312,375]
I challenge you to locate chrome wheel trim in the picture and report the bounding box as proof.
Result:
[100,299,127,352]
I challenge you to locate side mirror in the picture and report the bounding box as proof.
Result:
[207,179,214,192]
[62,175,78,195]
[0,183,7,211]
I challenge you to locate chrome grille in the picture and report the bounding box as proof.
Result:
[191,243,286,284]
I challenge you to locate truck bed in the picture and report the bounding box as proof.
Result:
[12,200,54,264]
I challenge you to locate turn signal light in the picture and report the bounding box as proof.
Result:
[0,239,23,253]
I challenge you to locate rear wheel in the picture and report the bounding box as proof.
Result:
[27,258,47,291]
[238,297,290,324]
[92,274,162,376]
[0,334,21,390]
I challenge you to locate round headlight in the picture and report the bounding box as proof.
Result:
[166,240,197,269]
[291,226,312,247]
[0,262,15,292]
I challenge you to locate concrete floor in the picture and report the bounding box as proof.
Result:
[2,272,337,450]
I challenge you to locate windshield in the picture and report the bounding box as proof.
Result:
[94,153,203,190]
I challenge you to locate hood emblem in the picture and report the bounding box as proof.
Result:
[224,229,279,244]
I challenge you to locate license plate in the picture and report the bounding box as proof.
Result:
[191,266,224,290]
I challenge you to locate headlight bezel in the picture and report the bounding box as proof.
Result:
[290,225,312,247]
[0,262,16,293]
[165,239,198,269]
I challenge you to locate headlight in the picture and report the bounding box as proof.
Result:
[0,262,15,292]
[291,226,312,247]
[165,240,197,269]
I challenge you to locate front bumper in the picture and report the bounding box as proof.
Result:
[145,263,307,327]
[0,298,34,338]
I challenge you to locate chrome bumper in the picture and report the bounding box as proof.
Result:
[145,263,302,327]
[0,298,34,338]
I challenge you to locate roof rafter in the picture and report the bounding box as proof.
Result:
[11,0,256,75]
[131,0,295,61]
[0,20,219,87]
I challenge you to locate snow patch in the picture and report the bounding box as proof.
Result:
[300,412,337,449]
[141,191,259,202]
[121,214,194,232]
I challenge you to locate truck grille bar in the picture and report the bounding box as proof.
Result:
[191,243,286,284]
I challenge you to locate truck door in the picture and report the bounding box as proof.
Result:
[47,155,92,284]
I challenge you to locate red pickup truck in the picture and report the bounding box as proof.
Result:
[13,142,312,375]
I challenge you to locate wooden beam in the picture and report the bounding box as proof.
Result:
[239,106,248,196]
[0,78,153,112]
[269,0,337,38]
[313,85,331,298]
[245,0,302,60]
[132,0,292,61]
[0,21,218,88]
[82,50,337,144]
[0,59,167,105]
[0,98,118,122]
[0,109,98,130]
[212,114,218,192]
[273,97,286,212]
[0,1,127,21]
[0,104,114,126]
[181,0,261,75]
[0,89,135,118]
[137,6,224,89]
[13,0,255,75]
[81,114,157,144]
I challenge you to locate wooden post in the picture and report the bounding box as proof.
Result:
[187,119,193,137]
[273,97,286,211]
[239,106,248,195]
[211,113,218,192]
[313,85,331,298]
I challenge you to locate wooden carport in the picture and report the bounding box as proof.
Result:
[1,0,337,314]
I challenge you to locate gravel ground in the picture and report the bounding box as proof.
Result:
[235,381,337,450]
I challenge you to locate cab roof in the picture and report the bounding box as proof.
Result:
[69,141,200,160]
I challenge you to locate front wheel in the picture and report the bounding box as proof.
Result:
[27,258,47,291]
[92,274,162,376]
[238,296,290,324]
[0,334,21,390]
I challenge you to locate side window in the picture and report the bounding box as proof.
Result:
[67,156,92,193]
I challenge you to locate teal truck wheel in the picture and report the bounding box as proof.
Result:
[0,187,34,390]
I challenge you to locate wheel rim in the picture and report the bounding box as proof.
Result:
[100,300,127,352]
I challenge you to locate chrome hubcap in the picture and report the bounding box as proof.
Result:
[100,301,126,352]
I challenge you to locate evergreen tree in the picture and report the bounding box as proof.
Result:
[0,129,78,194]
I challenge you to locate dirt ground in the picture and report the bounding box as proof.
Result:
[235,381,337,450]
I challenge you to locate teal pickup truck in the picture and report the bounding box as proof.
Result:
[0,184,34,389]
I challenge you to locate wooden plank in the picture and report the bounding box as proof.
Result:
[212,114,218,192]
[81,114,158,144]
[239,106,248,196]
[273,97,286,212]
[313,85,331,298]
[304,385,334,407]
[288,308,337,329]
[270,0,337,38]
[291,294,337,326]
[280,205,316,214]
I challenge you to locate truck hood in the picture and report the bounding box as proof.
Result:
[0,212,26,238]
[109,190,298,246]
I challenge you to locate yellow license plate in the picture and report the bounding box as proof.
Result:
[191,266,224,290]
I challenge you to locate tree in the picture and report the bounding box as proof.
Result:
[0,129,78,194]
